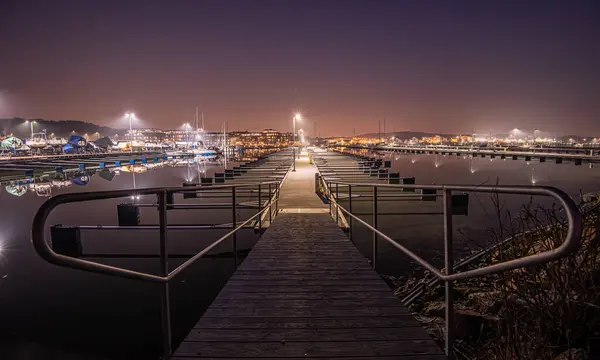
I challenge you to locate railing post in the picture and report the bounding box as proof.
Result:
[348,184,352,240]
[443,189,455,359]
[275,182,279,214]
[232,186,237,267]
[335,183,339,225]
[292,148,296,171]
[158,190,172,359]
[268,183,273,224]
[258,184,262,230]
[372,185,378,270]
[328,182,332,215]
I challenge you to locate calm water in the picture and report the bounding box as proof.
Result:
[0,150,599,358]
[339,150,600,275]
[0,160,261,359]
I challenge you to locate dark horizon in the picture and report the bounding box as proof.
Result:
[1,0,599,136]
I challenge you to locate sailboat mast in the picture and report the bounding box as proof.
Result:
[195,106,199,143]
[223,121,227,169]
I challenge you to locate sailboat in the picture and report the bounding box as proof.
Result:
[183,107,217,160]
[47,137,68,146]
[26,130,48,149]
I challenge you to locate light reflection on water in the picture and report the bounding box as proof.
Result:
[339,149,600,276]
[1,148,599,358]
[0,152,273,359]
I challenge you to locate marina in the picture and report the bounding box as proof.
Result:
[3,2,599,358]
[12,147,583,359]
[346,145,600,165]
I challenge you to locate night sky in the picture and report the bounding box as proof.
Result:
[1,0,599,136]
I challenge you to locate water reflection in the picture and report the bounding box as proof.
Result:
[0,147,284,359]
[1,160,200,198]
[342,147,600,196]
[0,148,279,199]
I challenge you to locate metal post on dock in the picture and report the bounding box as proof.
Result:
[328,182,332,215]
[158,191,172,359]
[258,184,262,230]
[443,189,455,359]
[335,183,339,225]
[292,148,296,172]
[232,187,237,267]
[275,182,279,214]
[268,183,272,224]
[348,184,352,240]
[372,186,378,269]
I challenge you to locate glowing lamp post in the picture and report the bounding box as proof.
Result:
[184,123,192,148]
[292,113,302,171]
[125,112,135,151]
[25,120,36,137]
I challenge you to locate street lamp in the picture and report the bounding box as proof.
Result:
[125,112,135,150]
[292,113,302,171]
[511,128,519,139]
[25,120,36,138]
[184,123,191,148]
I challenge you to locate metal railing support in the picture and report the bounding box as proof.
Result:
[232,187,237,267]
[275,182,279,214]
[372,185,378,269]
[443,189,454,359]
[328,181,332,215]
[268,183,272,224]
[335,183,339,225]
[348,184,352,241]
[292,148,296,171]
[258,184,262,230]
[158,191,172,359]
[30,178,583,360]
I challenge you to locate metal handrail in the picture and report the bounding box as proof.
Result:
[31,181,280,282]
[326,180,583,359]
[31,181,281,359]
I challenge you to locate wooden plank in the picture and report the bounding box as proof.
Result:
[174,206,443,358]
[175,340,443,357]
[218,285,392,294]
[234,269,379,275]
[234,268,378,273]
[203,306,409,317]
[213,291,398,301]
[208,298,407,309]
[230,274,382,281]
[194,316,422,330]
[222,279,384,286]
[171,356,445,360]
[184,327,432,342]
[235,266,376,272]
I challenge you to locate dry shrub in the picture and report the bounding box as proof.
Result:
[463,194,600,359]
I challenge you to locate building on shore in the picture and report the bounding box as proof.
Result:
[228,129,295,147]
[120,128,295,148]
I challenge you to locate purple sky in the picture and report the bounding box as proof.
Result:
[1,0,599,136]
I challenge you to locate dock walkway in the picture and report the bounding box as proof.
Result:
[173,150,444,359]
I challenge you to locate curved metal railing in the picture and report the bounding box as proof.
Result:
[324,180,583,359]
[31,181,281,359]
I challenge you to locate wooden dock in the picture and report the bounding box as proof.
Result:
[172,150,444,359]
